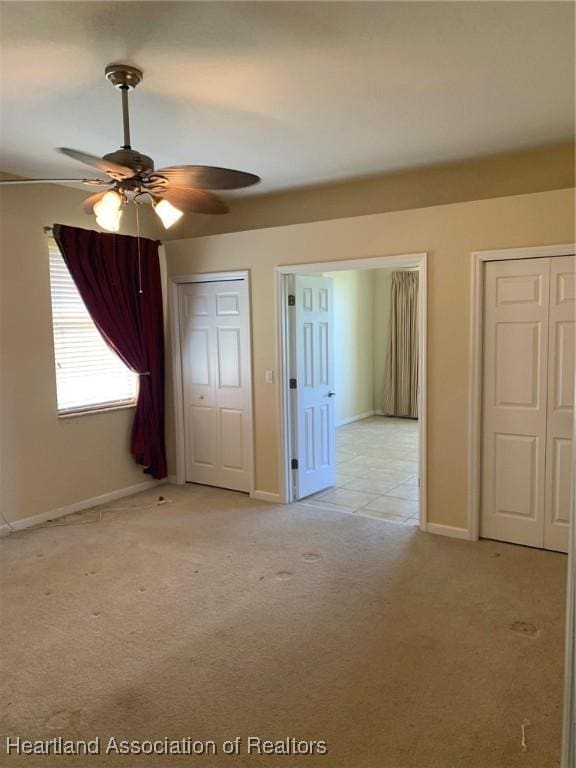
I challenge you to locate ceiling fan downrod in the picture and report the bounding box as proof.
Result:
[104,64,143,151]
[120,88,131,149]
[103,64,154,175]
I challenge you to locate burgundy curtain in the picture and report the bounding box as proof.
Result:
[53,224,167,479]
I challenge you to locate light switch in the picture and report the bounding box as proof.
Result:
[265,369,274,384]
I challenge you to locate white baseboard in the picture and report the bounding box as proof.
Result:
[0,479,165,536]
[374,409,419,421]
[335,410,375,428]
[251,490,282,504]
[426,522,472,541]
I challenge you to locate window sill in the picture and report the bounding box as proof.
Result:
[57,402,137,419]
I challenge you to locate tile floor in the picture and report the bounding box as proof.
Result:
[302,416,420,526]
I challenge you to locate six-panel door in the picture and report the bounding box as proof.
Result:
[179,280,252,493]
[544,256,575,551]
[481,256,575,552]
[293,275,336,499]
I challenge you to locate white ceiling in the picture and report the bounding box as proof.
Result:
[0,1,574,196]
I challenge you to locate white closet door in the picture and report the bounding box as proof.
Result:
[179,280,252,493]
[544,255,575,553]
[179,282,218,487]
[481,258,551,548]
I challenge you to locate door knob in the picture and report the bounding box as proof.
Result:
[327,391,336,398]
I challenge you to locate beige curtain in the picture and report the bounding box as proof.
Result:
[382,271,419,419]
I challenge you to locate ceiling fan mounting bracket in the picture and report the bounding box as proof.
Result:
[105,64,143,91]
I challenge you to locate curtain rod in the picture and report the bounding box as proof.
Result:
[43,225,162,245]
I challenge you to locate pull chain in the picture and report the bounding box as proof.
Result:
[112,232,116,286]
[136,203,143,295]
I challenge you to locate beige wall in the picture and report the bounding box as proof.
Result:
[323,270,374,425]
[163,142,575,240]
[165,188,576,529]
[2,181,574,530]
[0,183,159,524]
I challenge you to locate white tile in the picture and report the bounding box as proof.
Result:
[360,495,419,518]
[355,509,414,525]
[387,482,420,502]
[335,416,419,522]
[342,476,406,494]
[336,464,371,479]
[315,488,380,510]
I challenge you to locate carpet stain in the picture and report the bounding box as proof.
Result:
[275,571,293,581]
[510,621,539,637]
[301,552,323,562]
[44,709,78,731]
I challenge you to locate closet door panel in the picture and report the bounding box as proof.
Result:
[179,283,218,486]
[179,280,252,493]
[481,258,550,548]
[213,281,252,492]
[544,255,575,553]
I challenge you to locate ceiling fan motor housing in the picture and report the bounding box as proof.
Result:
[103,149,154,174]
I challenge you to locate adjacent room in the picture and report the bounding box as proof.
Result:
[297,267,421,525]
[0,3,575,768]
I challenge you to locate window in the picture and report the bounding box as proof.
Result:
[48,240,138,415]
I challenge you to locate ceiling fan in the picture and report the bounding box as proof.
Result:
[0,64,260,230]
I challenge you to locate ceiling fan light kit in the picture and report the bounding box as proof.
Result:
[0,63,260,232]
[153,198,184,229]
[93,189,123,232]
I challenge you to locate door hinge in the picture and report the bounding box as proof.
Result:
[288,294,295,306]
[289,378,297,389]
[291,459,299,470]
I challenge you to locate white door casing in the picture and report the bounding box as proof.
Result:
[291,275,336,499]
[545,256,575,552]
[178,279,252,493]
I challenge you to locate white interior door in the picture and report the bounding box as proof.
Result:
[481,258,551,548]
[544,255,575,553]
[179,279,252,493]
[481,255,575,552]
[291,275,336,499]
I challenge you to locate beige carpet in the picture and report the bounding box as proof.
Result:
[0,484,567,768]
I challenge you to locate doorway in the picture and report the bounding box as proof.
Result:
[276,254,427,530]
[170,271,254,494]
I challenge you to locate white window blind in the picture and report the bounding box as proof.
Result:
[48,240,138,414]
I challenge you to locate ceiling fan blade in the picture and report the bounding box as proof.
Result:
[82,190,109,214]
[0,177,111,186]
[58,147,135,181]
[152,165,260,190]
[158,185,229,215]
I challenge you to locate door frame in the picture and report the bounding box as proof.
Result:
[276,252,428,531]
[169,270,255,496]
[467,243,576,541]
[562,413,576,768]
